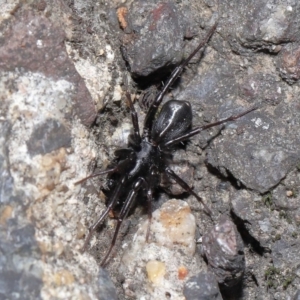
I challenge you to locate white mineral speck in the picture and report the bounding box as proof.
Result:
[65,232,72,242]
[36,39,43,48]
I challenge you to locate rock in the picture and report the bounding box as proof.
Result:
[231,190,273,249]
[234,1,300,52]
[26,119,71,156]
[121,199,201,299]
[294,290,300,300]
[161,160,195,196]
[97,268,118,300]
[120,1,185,78]
[177,53,299,194]
[239,73,285,106]
[0,6,96,126]
[277,44,300,84]
[272,239,300,269]
[202,215,245,288]
[183,272,223,300]
[0,2,112,299]
[2,0,300,299]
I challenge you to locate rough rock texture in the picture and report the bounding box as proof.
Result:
[183,272,223,300]
[1,0,300,299]
[202,215,245,288]
[0,1,118,299]
[120,199,201,299]
[0,4,96,126]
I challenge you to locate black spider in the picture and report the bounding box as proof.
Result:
[77,23,257,266]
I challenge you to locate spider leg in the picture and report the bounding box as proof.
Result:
[125,90,141,145]
[75,151,136,185]
[145,186,153,242]
[142,23,217,139]
[165,167,212,217]
[161,106,258,149]
[100,177,144,266]
[74,168,118,185]
[81,175,127,253]
[145,166,159,241]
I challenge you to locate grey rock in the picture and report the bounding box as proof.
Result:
[162,160,195,196]
[231,189,272,249]
[0,271,43,300]
[0,215,43,300]
[183,272,223,300]
[272,184,299,210]
[0,5,96,125]
[10,224,38,254]
[239,73,285,106]
[177,55,299,193]
[0,107,43,300]
[0,271,22,298]
[26,119,71,156]
[97,268,118,300]
[120,1,185,78]
[294,290,300,300]
[1,0,300,299]
[272,239,300,269]
[208,103,298,194]
[177,59,243,148]
[202,215,245,288]
[0,2,111,299]
[277,44,300,84]
[177,59,239,110]
[233,0,300,52]
[0,121,14,205]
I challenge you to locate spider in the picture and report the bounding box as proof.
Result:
[76,23,257,266]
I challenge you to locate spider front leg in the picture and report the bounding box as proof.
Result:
[100,177,145,266]
[142,23,217,139]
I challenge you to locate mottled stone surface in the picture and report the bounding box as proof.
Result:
[231,190,273,249]
[224,0,300,53]
[177,54,299,193]
[97,268,118,300]
[120,200,200,299]
[295,290,300,300]
[2,0,300,299]
[0,219,43,300]
[0,5,96,126]
[27,119,71,156]
[0,1,117,299]
[202,215,245,288]
[277,44,300,84]
[161,157,195,196]
[120,1,185,78]
[183,272,223,300]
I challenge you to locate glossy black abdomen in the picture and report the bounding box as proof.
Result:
[151,100,192,144]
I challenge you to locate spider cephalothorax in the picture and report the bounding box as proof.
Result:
[77,23,257,266]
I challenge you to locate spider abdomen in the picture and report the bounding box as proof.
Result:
[151,100,192,144]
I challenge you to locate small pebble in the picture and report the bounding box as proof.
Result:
[178,266,188,280]
[54,270,75,286]
[146,260,166,285]
[183,272,223,300]
[0,205,13,225]
[202,215,245,288]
